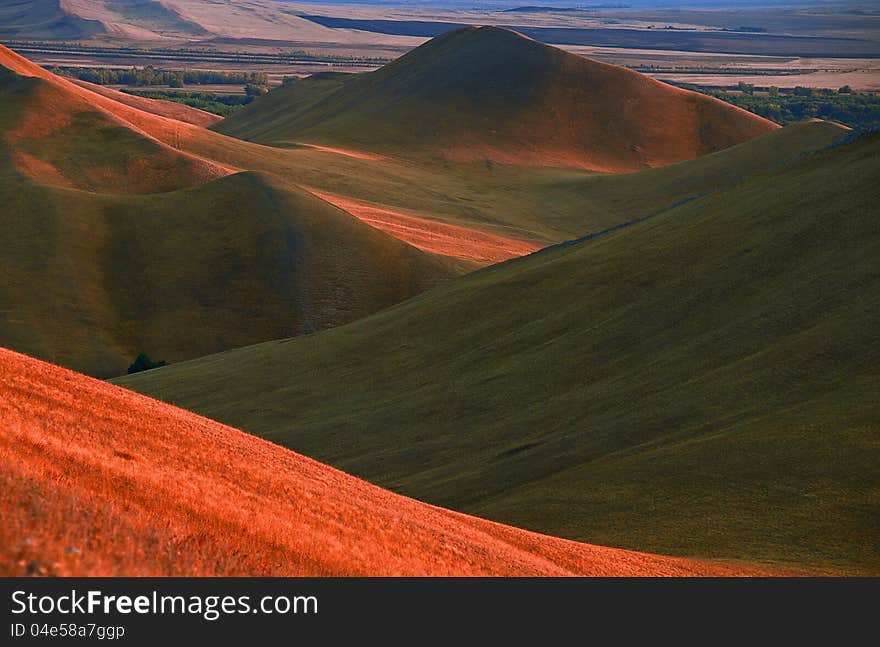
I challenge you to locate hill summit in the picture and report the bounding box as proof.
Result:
[217,26,778,172]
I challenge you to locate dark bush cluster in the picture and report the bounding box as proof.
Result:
[127,353,168,375]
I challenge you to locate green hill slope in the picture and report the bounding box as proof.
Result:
[0,169,465,378]
[215,26,777,173]
[0,60,468,377]
[201,113,847,247]
[119,130,880,574]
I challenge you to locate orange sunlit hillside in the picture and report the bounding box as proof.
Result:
[0,348,791,576]
[0,44,226,155]
[0,45,229,194]
[309,189,541,263]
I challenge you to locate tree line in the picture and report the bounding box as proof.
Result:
[685,84,880,130]
[51,66,269,88]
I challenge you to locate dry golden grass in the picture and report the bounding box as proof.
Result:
[0,347,794,576]
[309,189,541,263]
[0,44,233,188]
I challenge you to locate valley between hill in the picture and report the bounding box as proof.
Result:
[2,26,876,576]
[0,347,796,576]
[120,127,880,575]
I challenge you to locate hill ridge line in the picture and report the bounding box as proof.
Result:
[537,122,857,257]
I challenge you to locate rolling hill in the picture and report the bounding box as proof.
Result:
[0,42,848,378]
[0,0,418,44]
[0,0,211,41]
[197,111,848,247]
[120,128,880,574]
[0,67,225,194]
[0,44,230,193]
[0,346,790,576]
[0,46,469,377]
[0,43,853,381]
[0,0,103,41]
[215,26,778,172]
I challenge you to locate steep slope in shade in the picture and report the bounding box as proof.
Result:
[121,132,880,574]
[0,47,470,377]
[0,170,466,378]
[0,0,104,40]
[216,26,778,172]
[0,348,788,576]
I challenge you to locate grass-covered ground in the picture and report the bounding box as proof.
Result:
[194,116,848,246]
[215,27,776,174]
[0,166,464,377]
[121,130,880,574]
[4,36,877,575]
[0,40,852,380]
[0,51,469,377]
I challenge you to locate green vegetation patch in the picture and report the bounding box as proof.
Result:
[50,65,268,87]
[687,84,880,130]
[122,89,253,117]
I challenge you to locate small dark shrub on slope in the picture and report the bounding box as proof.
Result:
[127,353,168,375]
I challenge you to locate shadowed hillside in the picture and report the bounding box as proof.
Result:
[0,0,104,40]
[0,167,465,377]
[0,51,468,377]
[121,130,880,574]
[0,45,852,380]
[0,347,792,576]
[216,26,778,172]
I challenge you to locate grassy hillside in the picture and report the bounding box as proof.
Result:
[72,80,223,127]
[217,71,352,140]
[1,45,834,247]
[0,50,469,377]
[0,67,224,194]
[8,347,786,576]
[120,130,880,574]
[202,112,847,247]
[216,26,777,172]
[0,44,853,380]
[0,167,465,377]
